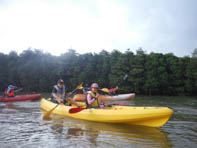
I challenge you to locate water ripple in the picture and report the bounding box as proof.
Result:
[0,96,197,148]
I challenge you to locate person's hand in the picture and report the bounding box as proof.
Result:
[104,104,108,107]
[57,98,63,104]
[96,94,100,98]
[100,102,105,108]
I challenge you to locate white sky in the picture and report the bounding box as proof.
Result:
[0,0,197,57]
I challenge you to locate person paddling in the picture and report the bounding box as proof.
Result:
[51,79,81,107]
[4,85,23,97]
[100,86,118,95]
[86,83,105,108]
[108,86,118,95]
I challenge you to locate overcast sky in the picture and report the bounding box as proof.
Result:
[0,0,196,57]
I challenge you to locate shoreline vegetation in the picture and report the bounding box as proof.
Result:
[0,48,197,96]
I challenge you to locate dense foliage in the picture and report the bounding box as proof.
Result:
[0,48,197,96]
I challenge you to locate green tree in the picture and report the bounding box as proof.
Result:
[129,48,146,94]
[0,53,9,92]
[185,57,197,95]
[0,47,196,96]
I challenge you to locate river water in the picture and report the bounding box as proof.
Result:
[0,94,197,148]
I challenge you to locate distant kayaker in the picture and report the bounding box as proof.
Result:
[108,86,118,95]
[100,86,118,95]
[86,83,104,108]
[51,79,81,107]
[4,85,23,97]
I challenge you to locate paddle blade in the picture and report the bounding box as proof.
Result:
[77,83,83,89]
[101,88,109,93]
[42,110,53,120]
[69,107,86,114]
[78,86,83,89]
[42,104,59,120]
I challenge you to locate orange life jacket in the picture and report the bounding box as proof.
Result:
[4,88,15,97]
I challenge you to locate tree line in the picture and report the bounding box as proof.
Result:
[0,48,197,96]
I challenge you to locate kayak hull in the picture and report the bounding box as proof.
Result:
[40,99,173,127]
[73,93,135,102]
[0,94,41,102]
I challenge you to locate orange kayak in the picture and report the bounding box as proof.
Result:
[73,93,135,102]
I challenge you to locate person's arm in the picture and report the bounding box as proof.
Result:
[6,88,10,94]
[96,94,105,106]
[52,93,63,104]
[87,94,95,105]
[52,87,63,104]
[65,88,81,107]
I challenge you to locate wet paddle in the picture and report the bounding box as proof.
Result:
[42,104,59,119]
[42,83,83,119]
[69,102,128,114]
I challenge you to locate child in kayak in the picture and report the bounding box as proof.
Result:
[86,83,105,108]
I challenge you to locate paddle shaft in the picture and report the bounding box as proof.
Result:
[66,83,83,96]
[14,88,23,93]
[42,104,59,119]
[49,104,59,113]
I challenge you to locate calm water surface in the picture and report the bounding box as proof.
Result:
[0,94,197,148]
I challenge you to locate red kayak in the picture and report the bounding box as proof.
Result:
[0,94,41,102]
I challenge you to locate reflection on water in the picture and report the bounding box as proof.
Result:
[44,116,100,147]
[41,114,172,148]
[0,95,197,148]
[67,127,84,138]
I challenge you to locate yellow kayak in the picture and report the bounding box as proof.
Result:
[40,98,173,127]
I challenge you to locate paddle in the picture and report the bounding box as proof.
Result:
[70,83,83,95]
[42,104,59,119]
[69,102,128,114]
[42,83,83,119]
[14,88,23,93]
